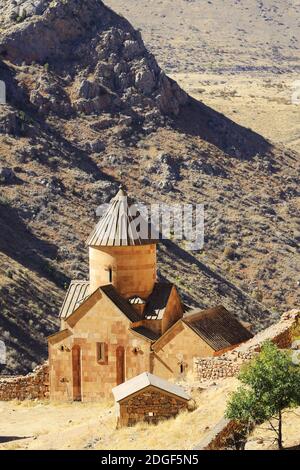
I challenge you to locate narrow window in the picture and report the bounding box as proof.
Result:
[180,363,184,374]
[96,342,106,363]
[108,267,113,283]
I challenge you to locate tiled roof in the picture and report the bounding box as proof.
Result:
[183,306,253,351]
[130,326,160,342]
[101,284,140,322]
[143,282,174,320]
[112,372,190,402]
[86,187,158,247]
[59,280,90,319]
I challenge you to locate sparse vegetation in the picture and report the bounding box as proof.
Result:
[225,342,300,449]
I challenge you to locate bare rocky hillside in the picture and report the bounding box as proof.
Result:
[106,0,300,74]
[105,0,300,154]
[0,0,299,373]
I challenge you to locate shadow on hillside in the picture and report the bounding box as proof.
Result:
[0,203,68,287]
[0,313,50,375]
[0,436,30,443]
[284,444,300,450]
[173,96,272,159]
[159,238,272,322]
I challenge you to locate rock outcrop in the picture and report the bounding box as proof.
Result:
[0,0,188,119]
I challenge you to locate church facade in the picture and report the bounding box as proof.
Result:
[48,188,252,401]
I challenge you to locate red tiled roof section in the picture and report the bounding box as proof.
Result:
[183,306,253,351]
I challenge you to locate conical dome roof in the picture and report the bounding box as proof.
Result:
[86,187,159,247]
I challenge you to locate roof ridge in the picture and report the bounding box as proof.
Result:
[86,188,159,247]
[100,284,140,322]
[183,305,226,322]
[112,372,190,402]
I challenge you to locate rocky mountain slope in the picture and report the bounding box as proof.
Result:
[106,0,300,155]
[106,0,300,74]
[0,0,299,373]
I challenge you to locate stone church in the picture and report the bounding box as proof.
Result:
[48,188,252,401]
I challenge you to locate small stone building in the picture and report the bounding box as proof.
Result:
[112,372,190,427]
[48,187,253,401]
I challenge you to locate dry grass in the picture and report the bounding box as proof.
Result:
[0,378,238,450]
[1,378,299,450]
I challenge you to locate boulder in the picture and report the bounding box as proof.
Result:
[0,167,16,184]
[123,40,143,60]
[135,68,156,95]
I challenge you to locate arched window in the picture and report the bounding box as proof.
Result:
[108,267,113,283]
[96,342,107,364]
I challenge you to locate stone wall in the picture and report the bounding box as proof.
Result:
[0,362,49,401]
[194,309,300,382]
[194,418,253,450]
[118,387,188,427]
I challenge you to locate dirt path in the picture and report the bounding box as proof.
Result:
[0,401,114,450]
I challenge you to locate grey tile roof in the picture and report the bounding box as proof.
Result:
[59,280,90,319]
[143,282,174,319]
[112,372,190,402]
[183,306,253,351]
[86,188,158,247]
[130,326,160,342]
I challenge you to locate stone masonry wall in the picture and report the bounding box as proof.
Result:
[195,417,253,450]
[0,362,49,401]
[119,388,188,427]
[194,309,300,382]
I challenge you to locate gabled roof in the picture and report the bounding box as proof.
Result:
[60,282,141,326]
[48,328,72,344]
[59,280,90,319]
[183,306,253,351]
[143,282,174,320]
[101,284,140,322]
[130,325,160,342]
[112,372,190,402]
[86,187,159,247]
